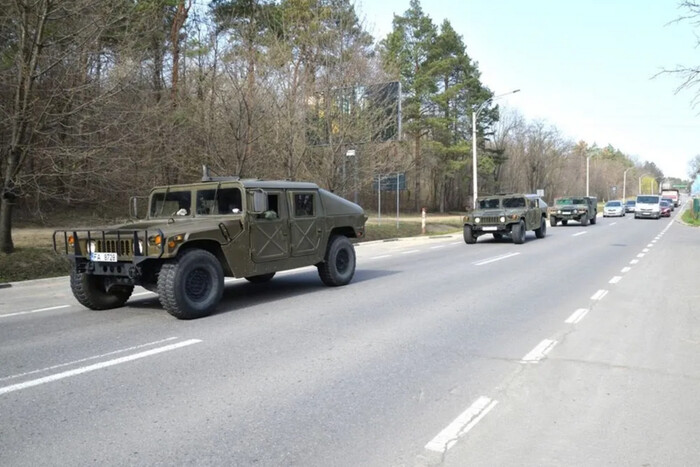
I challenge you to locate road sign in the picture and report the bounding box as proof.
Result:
[672,184,687,189]
[373,173,406,191]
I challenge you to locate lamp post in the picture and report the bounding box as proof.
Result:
[622,167,632,202]
[472,89,520,208]
[638,173,650,195]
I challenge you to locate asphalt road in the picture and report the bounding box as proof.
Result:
[1,206,698,466]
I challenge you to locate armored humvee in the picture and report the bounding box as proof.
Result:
[548,196,597,226]
[54,171,367,319]
[462,193,548,244]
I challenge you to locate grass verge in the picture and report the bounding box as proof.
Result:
[0,248,70,283]
[681,209,700,226]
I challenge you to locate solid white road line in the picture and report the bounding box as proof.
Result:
[401,250,420,254]
[591,289,609,300]
[473,252,520,266]
[609,276,622,284]
[572,232,587,237]
[621,267,632,273]
[1,305,71,319]
[521,339,558,363]
[0,339,201,396]
[565,309,589,324]
[425,396,498,453]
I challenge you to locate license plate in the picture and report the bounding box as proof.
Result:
[562,211,571,214]
[91,252,118,262]
[482,226,498,231]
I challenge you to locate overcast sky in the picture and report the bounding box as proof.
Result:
[358,0,700,179]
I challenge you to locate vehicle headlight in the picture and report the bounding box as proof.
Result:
[474,217,481,224]
[557,209,561,214]
[573,209,578,214]
[500,216,506,223]
[87,241,97,254]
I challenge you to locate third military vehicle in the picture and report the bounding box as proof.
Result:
[548,196,597,226]
[463,193,548,244]
[54,169,367,319]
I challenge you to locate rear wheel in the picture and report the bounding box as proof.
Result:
[157,249,224,320]
[463,225,477,244]
[317,235,356,286]
[562,220,568,226]
[550,217,557,227]
[512,220,526,244]
[590,215,597,224]
[535,217,547,238]
[70,269,133,310]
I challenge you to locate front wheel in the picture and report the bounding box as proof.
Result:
[157,249,224,319]
[590,215,597,224]
[318,236,356,286]
[463,225,477,244]
[550,217,557,227]
[512,220,526,244]
[70,269,133,310]
[535,217,547,238]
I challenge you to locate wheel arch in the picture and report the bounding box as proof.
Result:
[178,240,232,276]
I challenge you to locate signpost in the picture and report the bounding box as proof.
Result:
[373,172,406,226]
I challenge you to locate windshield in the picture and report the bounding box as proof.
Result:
[606,201,621,207]
[478,198,501,209]
[150,190,192,218]
[637,196,659,204]
[626,200,635,205]
[555,198,572,205]
[503,197,526,208]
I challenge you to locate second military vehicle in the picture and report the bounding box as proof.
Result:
[548,196,597,226]
[463,193,548,244]
[54,170,367,319]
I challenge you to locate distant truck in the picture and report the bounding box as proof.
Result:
[660,188,680,207]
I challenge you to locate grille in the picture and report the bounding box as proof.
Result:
[97,239,133,255]
[479,216,502,224]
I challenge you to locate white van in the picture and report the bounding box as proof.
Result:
[634,195,661,219]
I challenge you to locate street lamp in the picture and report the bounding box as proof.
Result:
[638,173,650,195]
[622,167,632,201]
[586,153,594,197]
[472,89,520,208]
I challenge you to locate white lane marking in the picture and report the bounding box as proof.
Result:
[0,305,70,319]
[371,255,391,260]
[610,222,617,226]
[642,248,650,253]
[521,339,558,363]
[0,339,201,396]
[450,242,461,245]
[425,396,498,453]
[630,259,639,264]
[647,243,653,248]
[651,240,657,243]
[473,252,520,266]
[0,337,179,382]
[572,231,587,237]
[637,253,645,258]
[609,276,622,284]
[401,250,420,254]
[430,245,446,249]
[132,291,156,297]
[621,267,631,273]
[591,289,609,301]
[565,308,589,324]
[278,266,316,276]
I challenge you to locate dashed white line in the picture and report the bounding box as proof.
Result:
[1,305,70,319]
[425,396,498,453]
[521,339,558,363]
[610,222,617,226]
[621,267,631,273]
[0,339,202,396]
[642,248,650,253]
[401,250,420,255]
[565,308,589,324]
[450,242,461,245]
[473,252,520,266]
[609,276,622,284]
[630,259,639,264]
[591,289,609,300]
[637,253,645,258]
[647,243,653,248]
[572,231,587,237]
[371,255,391,260]
[132,291,157,297]
[430,245,446,249]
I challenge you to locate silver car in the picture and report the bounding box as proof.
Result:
[603,200,625,217]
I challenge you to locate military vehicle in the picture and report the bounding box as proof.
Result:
[54,170,367,319]
[462,193,548,244]
[548,196,597,226]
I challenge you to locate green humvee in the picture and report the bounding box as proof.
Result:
[462,194,548,244]
[548,196,597,226]
[54,172,367,319]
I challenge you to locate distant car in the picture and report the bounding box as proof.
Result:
[662,198,675,211]
[603,200,625,217]
[660,200,672,217]
[625,199,636,213]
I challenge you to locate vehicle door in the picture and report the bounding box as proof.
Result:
[526,198,538,228]
[289,190,322,257]
[250,191,290,262]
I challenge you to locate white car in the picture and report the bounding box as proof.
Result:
[603,200,625,217]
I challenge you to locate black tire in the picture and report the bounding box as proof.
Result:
[581,215,589,226]
[590,215,597,224]
[70,268,133,310]
[492,233,503,241]
[535,217,547,238]
[157,249,224,320]
[317,235,356,286]
[562,220,568,226]
[463,225,477,244]
[512,220,526,244]
[245,272,276,283]
[550,217,557,227]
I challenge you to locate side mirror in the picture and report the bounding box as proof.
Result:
[130,196,148,219]
[251,190,268,214]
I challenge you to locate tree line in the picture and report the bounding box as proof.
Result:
[0,0,683,253]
